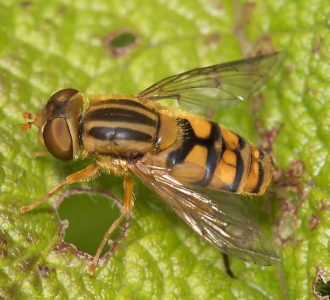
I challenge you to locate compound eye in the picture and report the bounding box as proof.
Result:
[43,118,73,161]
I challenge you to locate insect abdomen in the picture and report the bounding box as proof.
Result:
[162,116,272,195]
[210,126,273,195]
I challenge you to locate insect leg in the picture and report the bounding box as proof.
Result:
[20,163,100,213]
[87,174,134,275]
[222,252,234,278]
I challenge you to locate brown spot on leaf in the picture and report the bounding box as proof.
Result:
[0,284,21,300]
[308,214,321,231]
[285,65,294,74]
[252,36,277,57]
[272,160,308,246]
[20,1,32,8]
[26,234,34,244]
[52,241,81,254]
[0,234,7,245]
[273,160,305,186]
[258,123,283,155]
[312,36,323,55]
[38,264,50,278]
[204,33,221,45]
[58,5,67,14]
[0,249,8,258]
[318,200,330,212]
[305,84,317,96]
[287,160,305,178]
[18,257,37,273]
[277,211,297,245]
[242,2,256,24]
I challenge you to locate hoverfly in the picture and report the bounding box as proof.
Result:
[21,52,284,275]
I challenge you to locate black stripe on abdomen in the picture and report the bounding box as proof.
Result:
[166,119,196,166]
[194,122,221,187]
[88,127,152,142]
[226,136,246,193]
[166,120,221,187]
[84,108,156,126]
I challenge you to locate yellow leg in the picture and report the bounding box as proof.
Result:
[87,175,134,275]
[21,163,99,213]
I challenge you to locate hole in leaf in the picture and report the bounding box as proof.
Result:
[104,29,139,57]
[56,189,130,257]
[315,277,330,297]
[314,267,330,298]
[111,32,136,48]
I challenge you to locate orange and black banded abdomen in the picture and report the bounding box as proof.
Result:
[165,117,273,195]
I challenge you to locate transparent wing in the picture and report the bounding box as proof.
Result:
[137,52,285,112]
[130,161,279,266]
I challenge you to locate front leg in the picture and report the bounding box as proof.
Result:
[21,163,100,213]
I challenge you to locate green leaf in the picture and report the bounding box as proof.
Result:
[1,0,329,299]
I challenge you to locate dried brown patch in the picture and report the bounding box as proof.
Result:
[308,214,321,231]
[0,249,8,258]
[204,33,221,45]
[272,160,307,246]
[242,2,256,24]
[18,257,37,273]
[38,264,51,278]
[0,235,7,245]
[251,36,277,56]
[285,64,294,74]
[318,200,330,212]
[20,1,32,9]
[26,233,34,244]
[312,37,323,55]
[258,123,283,155]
